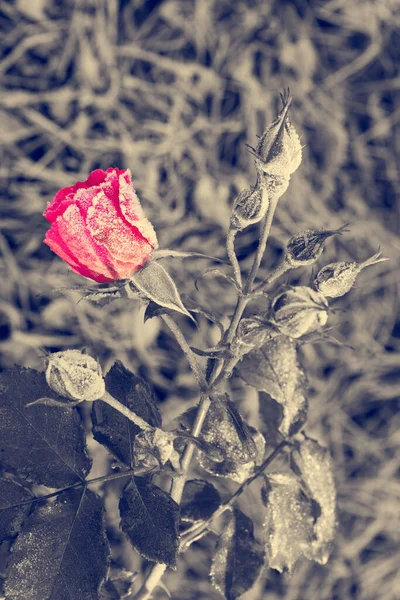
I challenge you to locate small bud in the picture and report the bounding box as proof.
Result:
[45,350,105,403]
[248,88,302,180]
[271,286,329,339]
[134,428,181,469]
[231,317,279,355]
[285,224,350,267]
[314,248,388,298]
[229,183,269,231]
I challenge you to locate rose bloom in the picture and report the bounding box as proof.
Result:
[43,168,158,282]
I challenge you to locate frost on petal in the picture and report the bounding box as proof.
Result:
[43,170,110,223]
[44,190,76,223]
[43,168,157,281]
[54,204,117,282]
[85,190,155,276]
[118,173,158,250]
[44,217,108,282]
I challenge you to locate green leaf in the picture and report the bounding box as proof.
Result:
[119,477,180,568]
[0,478,34,543]
[210,507,265,599]
[4,488,110,600]
[235,335,308,437]
[130,260,195,322]
[0,367,91,487]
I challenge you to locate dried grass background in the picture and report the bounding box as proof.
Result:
[1,0,400,599]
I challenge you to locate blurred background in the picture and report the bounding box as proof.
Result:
[0,0,399,598]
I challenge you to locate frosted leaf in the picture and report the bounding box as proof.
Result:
[261,472,314,573]
[195,395,257,465]
[210,507,265,599]
[236,336,308,437]
[134,428,180,469]
[291,438,337,564]
[130,260,195,322]
[199,426,266,483]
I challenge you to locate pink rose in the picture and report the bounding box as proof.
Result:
[43,168,158,283]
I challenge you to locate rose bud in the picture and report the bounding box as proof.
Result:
[246,88,302,180]
[229,180,269,231]
[314,249,388,298]
[45,350,105,403]
[43,168,158,283]
[285,224,350,267]
[271,286,329,339]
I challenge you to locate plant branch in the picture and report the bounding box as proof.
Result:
[133,185,282,600]
[253,259,291,293]
[161,313,208,391]
[3,466,155,511]
[100,390,154,431]
[226,228,242,289]
[245,195,280,294]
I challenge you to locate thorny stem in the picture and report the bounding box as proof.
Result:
[5,467,156,511]
[245,194,280,294]
[208,194,281,386]
[134,191,281,599]
[226,228,242,289]
[161,313,208,391]
[179,440,289,552]
[253,258,291,293]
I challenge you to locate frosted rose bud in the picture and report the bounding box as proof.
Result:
[250,88,302,179]
[45,350,105,402]
[314,249,388,298]
[285,224,350,267]
[229,182,269,231]
[43,168,158,283]
[271,286,329,339]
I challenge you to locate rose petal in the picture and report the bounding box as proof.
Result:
[43,168,125,223]
[43,168,156,281]
[84,189,155,276]
[118,172,158,249]
[52,204,117,282]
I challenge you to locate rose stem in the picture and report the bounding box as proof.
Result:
[133,195,280,600]
[160,314,208,391]
[100,390,153,431]
[8,466,156,510]
[226,228,242,288]
[253,259,291,293]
